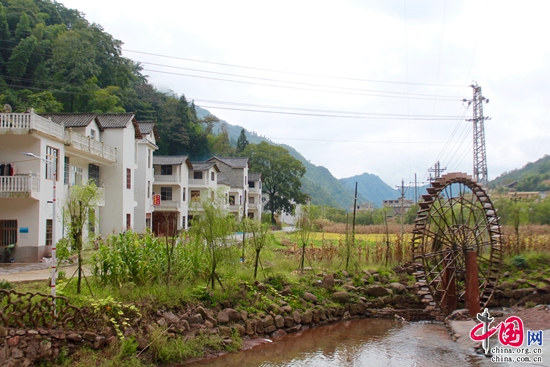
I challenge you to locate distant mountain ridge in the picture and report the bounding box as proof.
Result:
[195,106,432,209]
[489,155,550,192]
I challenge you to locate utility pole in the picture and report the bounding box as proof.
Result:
[428,161,447,182]
[410,173,429,204]
[395,179,409,236]
[463,82,490,186]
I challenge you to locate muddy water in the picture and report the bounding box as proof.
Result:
[186,319,498,367]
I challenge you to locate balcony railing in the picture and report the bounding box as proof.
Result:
[0,174,39,197]
[0,113,64,140]
[156,200,181,209]
[65,129,117,163]
[154,174,180,183]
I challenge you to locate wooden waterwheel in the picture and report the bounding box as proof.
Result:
[412,173,503,316]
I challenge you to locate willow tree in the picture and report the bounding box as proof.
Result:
[63,180,102,294]
[189,190,236,289]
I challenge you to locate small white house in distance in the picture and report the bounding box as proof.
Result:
[152,155,192,234]
[134,122,160,233]
[247,172,262,220]
[207,157,249,220]
[188,161,220,225]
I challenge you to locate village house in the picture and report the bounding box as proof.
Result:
[0,110,262,263]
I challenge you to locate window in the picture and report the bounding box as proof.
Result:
[182,187,186,201]
[160,187,172,201]
[64,157,70,185]
[249,181,255,188]
[229,195,235,205]
[240,195,242,204]
[46,219,52,246]
[211,172,215,181]
[147,181,151,198]
[126,169,131,189]
[161,165,172,175]
[191,190,200,202]
[0,220,17,247]
[90,130,96,140]
[71,166,83,186]
[45,146,59,181]
[89,164,100,185]
[148,149,151,169]
[126,214,131,230]
[182,216,186,228]
[249,196,255,204]
[194,171,203,180]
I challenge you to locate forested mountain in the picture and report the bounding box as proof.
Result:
[0,0,232,161]
[489,155,550,192]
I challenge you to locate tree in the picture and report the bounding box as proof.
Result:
[189,190,236,289]
[63,180,102,294]
[236,128,249,154]
[245,141,307,223]
[243,218,271,279]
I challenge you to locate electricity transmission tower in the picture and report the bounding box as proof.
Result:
[463,82,490,186]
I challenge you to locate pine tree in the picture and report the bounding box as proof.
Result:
[236,128,249,154]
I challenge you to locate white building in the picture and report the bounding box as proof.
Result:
[152,155,192,234]
[135,122,159,233]
[0,111,157,262]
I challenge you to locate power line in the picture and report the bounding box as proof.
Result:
[138,61,462,100]
[125,48,467,88]
[197,104,464,120]
[143,68,463,101]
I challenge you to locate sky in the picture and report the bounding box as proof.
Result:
[60,0,550,187]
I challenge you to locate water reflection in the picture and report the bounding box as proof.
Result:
[186,319,497,367]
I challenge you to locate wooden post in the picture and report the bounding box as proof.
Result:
[442,252,457,313]
[465,250,480,316]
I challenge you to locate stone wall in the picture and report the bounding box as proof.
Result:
[0,326,107,367]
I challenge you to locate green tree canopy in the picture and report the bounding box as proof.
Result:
[244,141,307,223]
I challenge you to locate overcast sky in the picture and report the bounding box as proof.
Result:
[60,0,550,187]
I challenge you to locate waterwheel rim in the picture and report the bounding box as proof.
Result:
[411,173,503,315]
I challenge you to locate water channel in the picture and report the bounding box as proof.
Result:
[186,318,544,367]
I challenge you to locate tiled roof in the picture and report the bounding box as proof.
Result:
[191,162,220,172]
[137,122,160,140]
[208,157,249,168]
[153,155,192,169]
[249,172,262,181]
[40,113,99,129]
[96,113,135,128]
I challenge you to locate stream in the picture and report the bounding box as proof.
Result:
[185,318,507,367]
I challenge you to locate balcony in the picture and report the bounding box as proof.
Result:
[154,174,181,184]
[155,200,181,210]
[65,129,117,163]
[0,174,40,199]
[0,113,64,140]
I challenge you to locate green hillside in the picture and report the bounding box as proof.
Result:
[340,173,399,207]
[489,155,550,191]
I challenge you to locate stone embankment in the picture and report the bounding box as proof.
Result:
[3,267,549,366]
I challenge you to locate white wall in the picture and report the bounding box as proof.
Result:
[99,124,137,234]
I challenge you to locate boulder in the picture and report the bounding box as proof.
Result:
[366,285,390,297]
[217,311,230,324]
[303,292,318,303]
[332,291,350,303]
[321,274,335,289]
[388,283,407,294]
[224,308,241,322]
